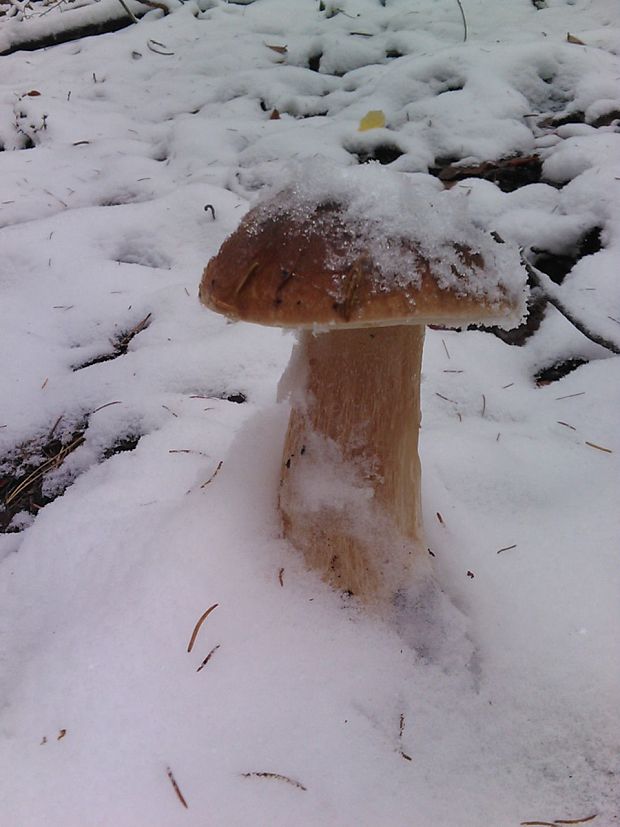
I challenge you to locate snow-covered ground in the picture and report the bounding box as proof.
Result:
[1,0,619,824]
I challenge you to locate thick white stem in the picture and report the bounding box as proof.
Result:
[278,324,427,603]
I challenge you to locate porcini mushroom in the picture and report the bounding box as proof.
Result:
[200,166,526,604]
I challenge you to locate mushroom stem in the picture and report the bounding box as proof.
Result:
[278,323,426,603]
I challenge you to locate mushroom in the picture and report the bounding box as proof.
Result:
[200,169,526,604]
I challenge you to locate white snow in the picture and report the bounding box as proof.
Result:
[0,0,619,825]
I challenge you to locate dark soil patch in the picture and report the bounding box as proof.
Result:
[101,433,142,459]
[431,155,545,192]
[308,52,322,72]
[353,144,404,165]
[0,420,143,533]
[73,312,151,371]
[469,293,548,346]
[0,422,86,532]
[590,109,620,128]
[535,357,588,386]
[531,226,603,285]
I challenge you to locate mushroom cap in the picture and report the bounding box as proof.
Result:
[200,188,526,330]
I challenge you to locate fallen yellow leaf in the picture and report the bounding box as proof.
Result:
[358,110,386,131]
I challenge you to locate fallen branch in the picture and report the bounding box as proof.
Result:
[520,253,620,355]
[0,0,148,55]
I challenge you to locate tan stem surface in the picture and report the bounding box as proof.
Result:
[279,324,426,602]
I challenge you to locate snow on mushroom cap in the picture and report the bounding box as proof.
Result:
[252,160,528,325]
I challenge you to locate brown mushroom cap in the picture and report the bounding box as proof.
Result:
[200,191,526,330]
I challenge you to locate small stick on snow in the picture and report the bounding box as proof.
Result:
[441,338,451,359]
[520,254,620,354]
[187,604,219,653]
[161,405,178,417]
[585,441,612,454]
[502,382,514,389]
[435,393,457,404]
[241,772,307,791]
[116,0,139,23]
[481,394,486,417]
[455,0,468,41]
[204,204,216,220]
[496,544,517,555]
[196,644,220,673]
[436,512,444,525]
[278,567,285,587]
[520,822,557,827]
[554,815,598,825]
[166,767,189,809]
[398,713,412,761]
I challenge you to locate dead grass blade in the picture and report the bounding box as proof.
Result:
[187,604,219,653]
[241,772,307,791]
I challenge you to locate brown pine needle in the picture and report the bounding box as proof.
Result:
[481,394,486,416]
[520,822,557,827]
[442,338,451,359]
[166,767,188,808]
[196,644,220,673]
[555,816,597,825]
[497,544,517,555]
[92,401,122,414]
[201,460,223,487]
[585,441,612,454]
[435,393,457,404]
[187,604,219,653]
[241,772,307,791]
[555,392,585,401]
[436,512,444,525]
[278,567,285,587]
